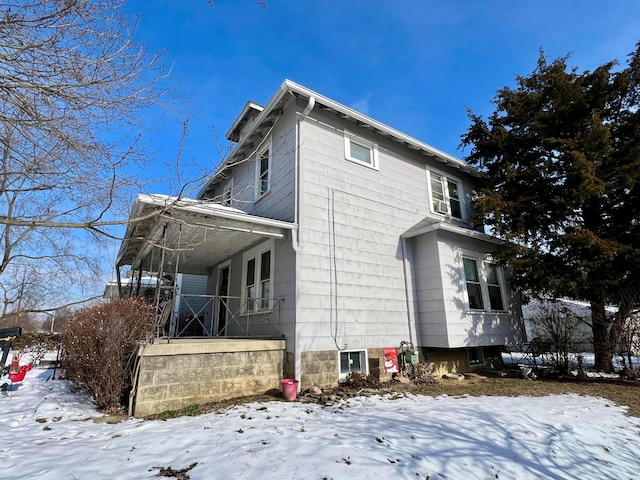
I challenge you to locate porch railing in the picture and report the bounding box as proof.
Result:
[156,294,284,339]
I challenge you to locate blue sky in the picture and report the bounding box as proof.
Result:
[123,0,640,193]
[92,0,640,291]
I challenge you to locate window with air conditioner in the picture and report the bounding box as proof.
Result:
[429,171,463,219]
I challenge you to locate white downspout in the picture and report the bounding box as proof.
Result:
[292,94,315,389]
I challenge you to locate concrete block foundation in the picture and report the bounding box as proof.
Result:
[131,338,285,417]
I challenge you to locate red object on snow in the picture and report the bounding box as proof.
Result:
[9,352,19,374]
[9,364,29,382]
[7,351,32,382]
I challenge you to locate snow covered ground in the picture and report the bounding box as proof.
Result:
[2,366,640,479]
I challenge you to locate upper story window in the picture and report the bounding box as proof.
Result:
[241,240,274,314]
[462,256,506,312]
[255,139,272,201]
[344,131,379,170]
[429,171,463,219]
[222,179,233,206]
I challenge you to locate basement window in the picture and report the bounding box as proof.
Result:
[467,347,484,366]
[339,350,368,379]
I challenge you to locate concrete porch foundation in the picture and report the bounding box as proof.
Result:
[131,338,286,417]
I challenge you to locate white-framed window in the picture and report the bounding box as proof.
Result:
[241,239,274,314]
[462,255,506,312]
[467,347,484,366]
[255,139,272,200]
[344,131,379,169]
[428,170,463,219]
[339,350,368,379]
[222,179,233,206]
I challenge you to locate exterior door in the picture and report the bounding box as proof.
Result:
[216,264,230,335]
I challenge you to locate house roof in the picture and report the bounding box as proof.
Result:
[198,79,484,198]
[401,216,503,245]
[116,194,297,275]
[225,101,264,142]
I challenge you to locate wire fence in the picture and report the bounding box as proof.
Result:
[502,342,638,376]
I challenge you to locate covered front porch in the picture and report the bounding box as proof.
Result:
[115,194,297,341]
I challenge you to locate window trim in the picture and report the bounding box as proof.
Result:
[344,131,379,170]
[254,138,272,201]
[461,252,507,313]
[338,349,368,379]
[240,239,275,314]
[427,169,465,220]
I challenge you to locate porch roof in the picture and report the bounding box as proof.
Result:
[401,217,503,245]
[116,194,297,275]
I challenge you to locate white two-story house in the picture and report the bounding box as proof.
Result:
[116,80,525,389]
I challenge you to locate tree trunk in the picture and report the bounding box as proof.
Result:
[591,301,614,373]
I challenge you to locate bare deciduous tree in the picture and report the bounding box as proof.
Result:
[0,0,172,322]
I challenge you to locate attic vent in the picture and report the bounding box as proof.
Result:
[435,200,448,214]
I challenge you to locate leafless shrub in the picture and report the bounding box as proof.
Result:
[405,362,437,385]
[528,301,591,375]
[60,297,155,411]
[344,371,379,389]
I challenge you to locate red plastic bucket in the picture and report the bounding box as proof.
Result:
[281,379,299,401]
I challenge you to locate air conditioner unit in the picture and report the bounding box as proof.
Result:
[435,200,448,214]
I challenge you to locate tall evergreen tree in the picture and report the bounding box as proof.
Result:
[462,45,640,372]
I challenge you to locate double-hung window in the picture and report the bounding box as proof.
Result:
[429,171,463,219]
[344,131,379,169]
[222,179,233,206]
[241,240,274,313]
[255,140,272,200]
[462,256,506,312]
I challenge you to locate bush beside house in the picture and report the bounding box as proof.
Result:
[61,298,155,411]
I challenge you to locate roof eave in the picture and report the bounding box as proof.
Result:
[198,79,486,199]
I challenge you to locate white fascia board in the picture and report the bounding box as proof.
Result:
[138,193,297,232]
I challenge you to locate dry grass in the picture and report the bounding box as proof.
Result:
[411,375,640,418]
